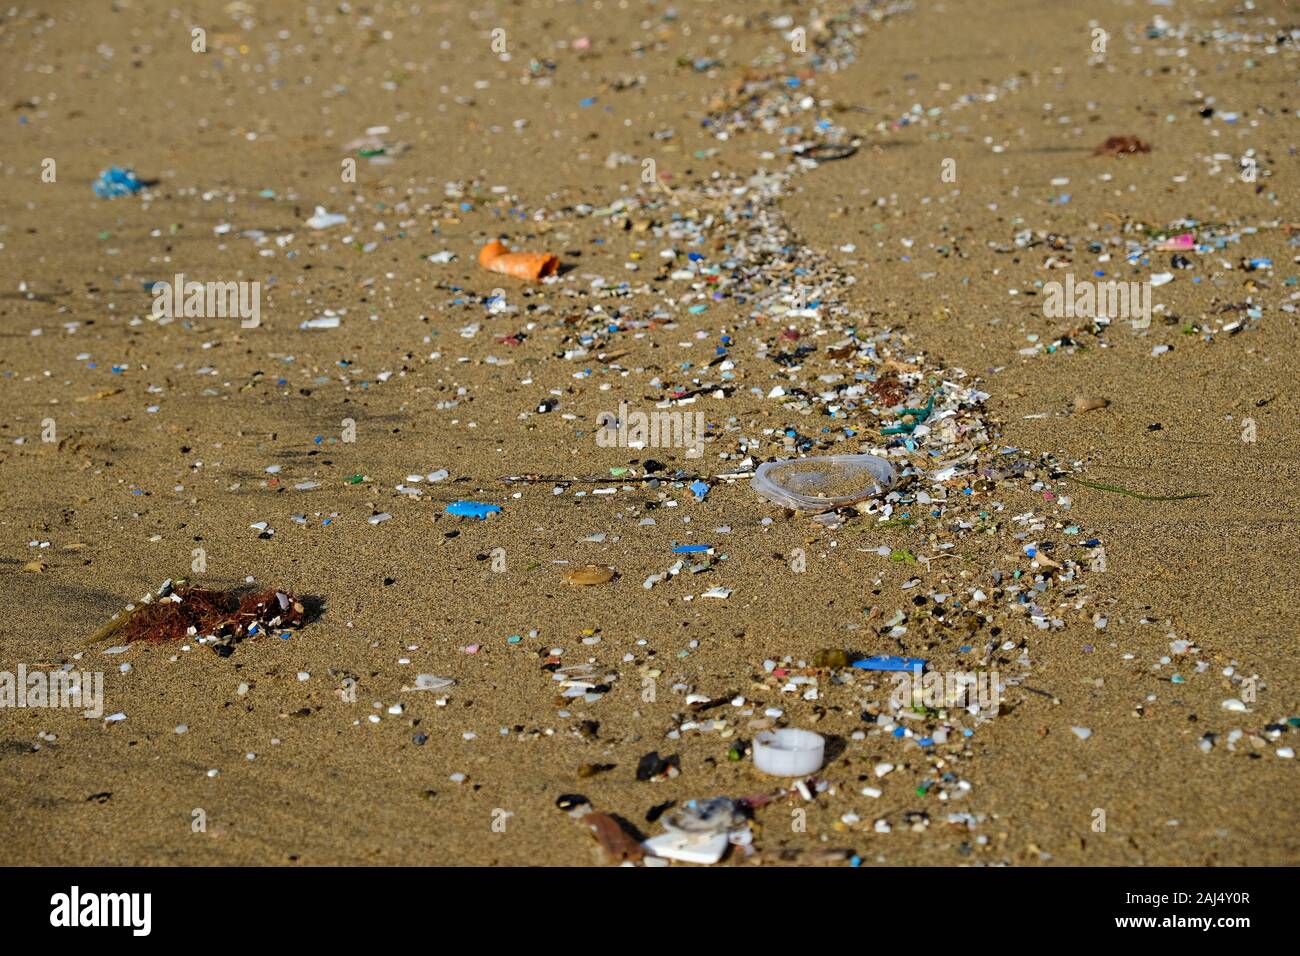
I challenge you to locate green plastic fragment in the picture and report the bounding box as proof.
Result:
[876,518,914,529]
[882,391,937,435]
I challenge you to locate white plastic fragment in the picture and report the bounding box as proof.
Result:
[403,675,455,692]
[752,727,825,777]
[306,206,347,229]
[642,830,729,865]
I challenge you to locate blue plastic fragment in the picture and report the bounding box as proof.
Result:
[672,544,713,553]
[688,480,709,501]
[93,166,145,198]
[445,500,501,519]
[851,655,928,673]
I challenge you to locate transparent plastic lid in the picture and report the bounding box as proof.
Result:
[751,454,897,513]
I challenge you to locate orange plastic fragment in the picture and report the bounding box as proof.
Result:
[478,239,559,282]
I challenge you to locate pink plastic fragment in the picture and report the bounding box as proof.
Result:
[1157,232,1195,251]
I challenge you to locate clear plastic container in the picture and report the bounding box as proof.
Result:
[751,454,897,513]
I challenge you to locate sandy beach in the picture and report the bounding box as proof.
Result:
[0,0,1296,866]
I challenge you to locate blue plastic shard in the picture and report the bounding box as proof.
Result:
[445,500,501,519]
[93,166,145,198]
[672,544,713,553]
[851,655,927,672]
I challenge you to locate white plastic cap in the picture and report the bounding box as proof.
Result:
[752,728,825,777]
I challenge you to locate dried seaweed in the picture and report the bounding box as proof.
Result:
[93,581,307,650]
[1093,135,1151,157]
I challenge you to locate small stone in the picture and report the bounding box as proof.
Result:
[636,751,680,782]
[584,812,645,863]
[813,648,850,669]
[564,565,615,586]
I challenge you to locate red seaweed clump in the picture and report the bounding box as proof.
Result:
[1093,135,1151,156]
[95,581,306,652]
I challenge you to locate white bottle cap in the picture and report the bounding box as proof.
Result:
[752,728,825,776]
